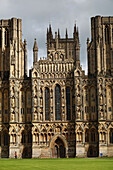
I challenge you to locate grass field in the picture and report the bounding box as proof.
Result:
[0,158,113,170]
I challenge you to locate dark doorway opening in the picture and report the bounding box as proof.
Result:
[87,146,98,157]
[53,137,66,158]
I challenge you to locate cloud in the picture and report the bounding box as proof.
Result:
[0,0,113,74]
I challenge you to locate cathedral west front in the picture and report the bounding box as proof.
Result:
[0,16,113,158]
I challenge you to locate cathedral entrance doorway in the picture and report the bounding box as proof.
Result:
[52,137,66,158]
[87,146,98,157]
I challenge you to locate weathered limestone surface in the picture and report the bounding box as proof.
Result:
[0,16,113,158]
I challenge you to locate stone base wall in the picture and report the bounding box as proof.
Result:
[32,146,51,158]
[9,146,21,159]
[99,145,108,157]
[99,145,113,157]
[107,146,113,157]
[76,145,86,157]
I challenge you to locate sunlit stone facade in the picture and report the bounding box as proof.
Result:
[0,16,113,158]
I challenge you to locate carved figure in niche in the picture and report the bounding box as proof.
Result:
[45,74,47,78]
[34,96,37,106]
[11,86,15,95]
[99,85,102,94]
[76,86,80,95]
[11,80,15,87]
[40,98,43,105]
[100,111,104,119]
[11,107,14,113]
[12,70,15,76]
[99,95,103,105]
[34,114,36,120]
[34,107,37,113]
[34,80,37,86]
[77,79,80,84]
[11,114,14,121]
[51,114,53,121]
[77,106,81,119]
[62,114,65,121]
[50,89,53,98]
[77,95,81,105]
[49,54,53,61]
[60,54,64,60]
[77,112,81,119]
[50,107,53,112]
[55,52,58,60]
[19,83,22,89]
[61,88,64,97]
[62,99,65,106]
[56,74,58,78]
[62,106,65,112]
[11,97,15,107]
[34,86,37,96]
[55,127,61,133]
[100,106,103,112]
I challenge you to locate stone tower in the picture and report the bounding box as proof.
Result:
[87,16,113,157]
[0,18,28,158]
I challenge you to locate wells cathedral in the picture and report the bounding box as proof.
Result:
[0,15,113,158]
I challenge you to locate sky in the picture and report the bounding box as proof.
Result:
[0,0,113,74]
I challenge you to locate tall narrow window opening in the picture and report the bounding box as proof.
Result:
[45,87,50,120]
[66,87,71,120]
[55,85,61,120]
[105,26,109,44]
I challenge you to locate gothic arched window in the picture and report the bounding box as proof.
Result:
[5,29,9,47]
[45,87,50,120]
[105,25,109,44]
[55,84,61,120]
[66,87,71,120]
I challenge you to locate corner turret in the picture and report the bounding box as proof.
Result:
[33,38,38,63]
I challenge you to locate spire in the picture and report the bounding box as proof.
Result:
[55,32,58,49]
[58,28,60,39]
[74,23,76,34]
[33,38,38,52]
[49,24,52,33]
[73,23,77,39]
[33,38,38,63]
[77,27,79,37]
[66,28,68,39]
[47,24,53,40]
[24,39,27,77]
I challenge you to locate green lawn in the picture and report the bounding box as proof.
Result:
[0,158,113,170]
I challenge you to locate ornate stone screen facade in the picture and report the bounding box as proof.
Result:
[0,16,113,158]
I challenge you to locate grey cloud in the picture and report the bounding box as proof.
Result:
[0,0,113,73]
